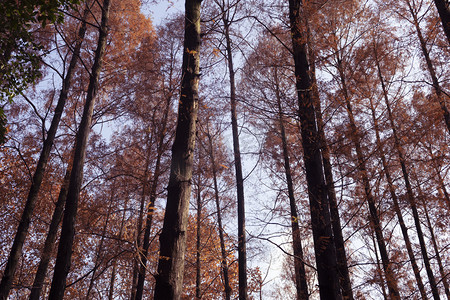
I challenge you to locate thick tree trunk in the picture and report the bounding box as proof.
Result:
[135,96,172,300]
[274,68,309,300]
[433,0,450,44]
[288,1,342,298]
[406,0,450,135]
[206,124,232,300]
[222,14,248,300]
[0,5,88,299]
[335,56,400,299]
[153,0,201,298]
[48,0,111,298]
[29,160,72,300]
[307,31,353,299]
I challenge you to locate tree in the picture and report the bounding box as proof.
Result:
[48,0,111,297]
[287,0,342,298]
[0,3,89,299]
[433,0,450,43]
[0,0,79,143]
[210,0,249,298]
[153,0,202,297]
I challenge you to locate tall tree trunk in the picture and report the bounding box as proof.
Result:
[406,0,450,135]
[415,174,450,299]
[48,0,111,298]
[433,0,450,43]
[367,87,426,300]
[372,232,388,300]
[206,123,232,300]
[153,0,201,298]
[85,186,115,299]
[108,196,130,300]
[0,5,89,299]
[274,68,309,300]
[29,158,72,300]
[307,27,354,299]
[195,179,202,299]
[424,144,450,210]
[221,12,248,300]
[376,51,441,300]
[135,95,172,300]
[288,1,342,298]
[131,134,153,300]
[336,56,400,299]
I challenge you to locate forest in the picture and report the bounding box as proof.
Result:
[0,0,449,299]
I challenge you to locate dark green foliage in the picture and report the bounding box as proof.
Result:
[0,0,79,143]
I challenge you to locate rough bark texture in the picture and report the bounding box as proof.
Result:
[274,68,309,300]
[29,161,72,300]
[0,6,88,299]
[433,0,450,43]
[308,33,353,299]
[48,0,111,298]
[153,0,201,298]
[288,0,342,298]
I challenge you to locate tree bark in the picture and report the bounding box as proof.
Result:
[415,174,450,299]
[0,5,88,299]
[222,16,248,300]
[48,0,111,298]
[85,186,114,299]
[377,54,441,300]
[406,0,450,135]
[195,179,202,299]
[135,95,172,300]
[368,89,426,300]
[433,0,450,44]
[274,67,309,300]
[29,160,72,300]
[131,137,152,300]
[372,232,388,300]
[153,0,201,298]
[338,59,400,299]
[288,0,342,298]
[108,196,130,300]
[205,123,232,300]
[307,28,354,299]
[374,46,437,300]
